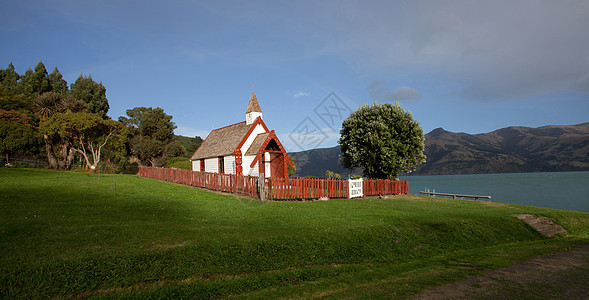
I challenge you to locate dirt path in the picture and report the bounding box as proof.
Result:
[412,244,589,299]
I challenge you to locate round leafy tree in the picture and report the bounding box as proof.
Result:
[338,102,426,179]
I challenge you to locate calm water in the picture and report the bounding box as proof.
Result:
[399,171,589,213]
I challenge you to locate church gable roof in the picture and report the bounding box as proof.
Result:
[191,121,253,160]
[244,132,270,156]
[249,130,295,168]
[245,91,262,114]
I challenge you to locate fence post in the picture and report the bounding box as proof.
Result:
[259,173,265,201]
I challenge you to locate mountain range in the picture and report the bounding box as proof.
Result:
[289,122,589,177]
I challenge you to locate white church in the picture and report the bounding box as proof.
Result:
[190,91,294,178]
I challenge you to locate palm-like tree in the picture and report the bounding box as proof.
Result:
[33,92,63,119]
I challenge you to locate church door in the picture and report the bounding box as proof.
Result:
[269,153,285,178]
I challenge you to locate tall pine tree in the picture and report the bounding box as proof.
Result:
[48,67,68,95]
[70,74,109,119]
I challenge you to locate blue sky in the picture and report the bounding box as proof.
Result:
[2,1,588,152]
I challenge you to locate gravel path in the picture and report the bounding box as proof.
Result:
[412,244,589,299]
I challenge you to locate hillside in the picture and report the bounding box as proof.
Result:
[174,134,203,158]
[290,122,589,176]
[2,168,588,298]
[290,145,362,177]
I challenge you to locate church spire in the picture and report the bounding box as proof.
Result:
[245,90,263,125]
[246,90,262,114]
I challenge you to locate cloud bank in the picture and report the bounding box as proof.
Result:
[282,1,589,101]
[369,80,422,101]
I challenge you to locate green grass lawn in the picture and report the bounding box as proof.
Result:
[1,168,588,298]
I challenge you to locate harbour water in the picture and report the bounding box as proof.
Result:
[400,171,589,213]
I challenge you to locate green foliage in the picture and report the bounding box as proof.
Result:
[0,85,31,117]
[0,63,21,93]
[33,91,63,118]
[287,154,296,176]
[0,62,112,162]
[0,119,43,156]
[120,107,183,166]
[339,102,426,179]
[0,109,35,126]
[48,67,68,95]
[40,112,127,169]
[70,74,109,119]
[167,156,192,169]
[325,170,334,179]
[1,168,588,298]
[325,170,341,179]
[175,135,203,158]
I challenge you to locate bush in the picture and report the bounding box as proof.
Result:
[167,157,191,170]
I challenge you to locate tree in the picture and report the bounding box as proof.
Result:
[0,83,31,116]
[70,74,109,119]
[119,107,183,167]
[0,109,35,127]
[325,170,334,179]
[0,110,43,157]
[48,67,68,95]
[20,61,51,98]
[40,112,127,169]
[33,92,90,168]
[338,102,426,179]
[0,63,21,93]
[287,154,296,176]
[33,92,63,118]
[324,169,341,179]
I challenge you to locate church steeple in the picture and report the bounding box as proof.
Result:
[245,90,263,125]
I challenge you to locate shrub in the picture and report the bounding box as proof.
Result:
[167,157,191,170]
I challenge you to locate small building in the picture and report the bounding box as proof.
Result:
[190,91,294,178]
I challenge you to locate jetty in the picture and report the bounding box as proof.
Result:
[420,190,491,201]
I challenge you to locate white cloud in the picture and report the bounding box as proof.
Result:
[279,127,340,152]
[369,80,421,102]
[174,126,210,139]
[293,91,310,98]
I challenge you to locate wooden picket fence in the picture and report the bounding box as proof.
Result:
[139,166,408,200]
[363,179,408,196]
[265,177,349,200]
[139,166,258,197]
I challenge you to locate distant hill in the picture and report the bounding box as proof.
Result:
[289,146,362,178]
[289,122,589,177]
[174,135,203,158]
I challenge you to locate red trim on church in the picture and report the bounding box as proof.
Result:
[233,149,243,175]
[250,130,294,178]
[235,117,269,151]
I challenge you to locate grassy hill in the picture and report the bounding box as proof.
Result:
[174,134,203,158]
[1,168,588,298]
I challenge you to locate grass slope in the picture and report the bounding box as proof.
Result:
[1,168,588,298]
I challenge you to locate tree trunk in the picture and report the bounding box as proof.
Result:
[43,134,59,169]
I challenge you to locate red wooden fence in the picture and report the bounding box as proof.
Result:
[139,166,258,197]
[265,177,349,200]
[139,166,408,200]
[363,179,408,196]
